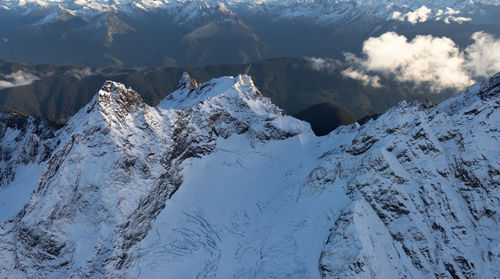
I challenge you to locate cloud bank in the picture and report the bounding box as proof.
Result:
[65,67,96,79]
[392,6,471,24]
[341,67,381,88]
[0,71,39,90]
[305,57,381,87]
[465,32,500,78]
[305,57,341,72]
[342,31,500,92]
[392,6,432,24]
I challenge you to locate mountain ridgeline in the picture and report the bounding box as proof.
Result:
[0,1,499,278]
[0,70,498,278]
[0,58,456,135]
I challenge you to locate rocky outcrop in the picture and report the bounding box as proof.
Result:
[0,112,57,187]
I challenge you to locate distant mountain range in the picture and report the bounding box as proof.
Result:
[2,0,500,25]
[1,0,499,67]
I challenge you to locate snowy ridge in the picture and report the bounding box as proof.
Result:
[2,0,499,24]
[320,73,500,278]
[0,72,499,278]
[0,73,307,277]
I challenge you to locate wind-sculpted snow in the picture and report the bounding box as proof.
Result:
[0,72,498,278]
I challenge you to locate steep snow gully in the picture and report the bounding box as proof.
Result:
[0,72,499,278]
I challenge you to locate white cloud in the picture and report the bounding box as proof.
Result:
[341,67,381,88]
[437,8,472,24]
[445,7,460,15]
[306,56,381,88]
[392,6,432,24]
[0,71,39,90]
[393,6,471,24]
[305,57,341,72]
[444,16,472,24]
[66,67,96,79]
[465,32,500,78]
[342,32,500,92]
[345,32,472,91]
[391,11,403,20]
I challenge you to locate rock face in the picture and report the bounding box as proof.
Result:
[0,72,498,278]
[0,112,56,187]
[0,112,58,223]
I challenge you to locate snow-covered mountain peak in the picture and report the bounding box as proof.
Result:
[97,80,145,114]
[53,80,152,149]
[158,73,307,141]
[159,74,265,110]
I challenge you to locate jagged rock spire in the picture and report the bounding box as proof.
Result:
[178,72,199,90]
[97,80,144,113]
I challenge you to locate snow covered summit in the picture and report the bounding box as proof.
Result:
[0,72,499,278]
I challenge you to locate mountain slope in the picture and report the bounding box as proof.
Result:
[0,73,306,277]
[0,112,57,222]
[0,72,498,278]
[319,75,500,278]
